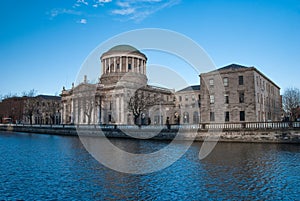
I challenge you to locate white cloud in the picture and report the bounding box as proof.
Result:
[112,0,180,22]
[49,8,82,18]
[98,0,112,2]
[78,18,88,24]
[48,0,178,23]
[116,1,130,7]
[77,0,89,6]
[112,8,135,15]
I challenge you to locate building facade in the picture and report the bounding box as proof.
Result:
[61,45,176,125]
[175,85,201,124]
[0,95,61,124]
[200,64,281,123]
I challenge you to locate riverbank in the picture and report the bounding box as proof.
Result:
[1,123,300,143]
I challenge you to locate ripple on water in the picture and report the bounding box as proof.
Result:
[0,132,300,200]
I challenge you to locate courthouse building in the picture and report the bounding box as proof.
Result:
[61,45,176,125]
[200,64,282,123]
[61,46,282,125]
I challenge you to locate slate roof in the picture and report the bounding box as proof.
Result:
[217,64,249,71]
[177,85,200,92]
[35,95,61,100]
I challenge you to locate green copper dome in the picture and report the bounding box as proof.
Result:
[108,45,139,52]
[102,44,147,59]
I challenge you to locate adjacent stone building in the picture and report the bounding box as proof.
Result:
[200,64,281,123]
[175,85,201,124]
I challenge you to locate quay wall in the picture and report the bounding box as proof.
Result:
[0,123,300,143]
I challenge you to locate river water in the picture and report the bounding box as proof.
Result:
[0,131,299,200]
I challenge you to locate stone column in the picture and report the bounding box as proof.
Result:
[125,57,128,72]
[101,59,104,75]
[113,57,116,72]
[121,95,124,124]
[120,57,123,72]
[62,103,65,124]
[108,58,111,73]
[71,99,74,124]
[104,59,107,74]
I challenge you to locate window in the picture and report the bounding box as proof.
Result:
[210,112,215,122]
[179,96,182,102]
[223,77,228,87]
[193,111,199,124]
[239,76,244,85]
[210,95,215,104]
[192,95,195,101]
[128,63,132,70]
[225,112,230,122]
[239,92,244,103]
[257,93,260,103]
[185,95,188,101]
[209,79,214,87]
[240,111,245,121]
[225,95,229,104]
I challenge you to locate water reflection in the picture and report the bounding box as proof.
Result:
[0,131,299,200]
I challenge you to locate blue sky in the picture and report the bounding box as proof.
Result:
[0,0,299,96]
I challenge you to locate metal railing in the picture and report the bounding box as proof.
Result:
[1,121,300,131]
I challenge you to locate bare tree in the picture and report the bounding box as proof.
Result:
[23,97,37,125]
[74,84,97,125]
[43,101,61,125]
[282,87,300,121]
[22,89,37,97]
[83,97,96,125]
[128,89,160,125]
[0,92,18,101]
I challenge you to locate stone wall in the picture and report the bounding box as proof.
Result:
[1,124,299,143]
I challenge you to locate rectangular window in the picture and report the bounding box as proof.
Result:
[225,112,230,122]
[223,77,228,87]
[210,95,215,104]
[128,64,132,70]
[239,76,244,85]
[239,92,244,103]
[210,112,215,122]
[209,79,214,87]
[240,111,245,121]
[192,95,195,101]
[185,95,188,101]
[179,96,182,102]
[225,95,229,104]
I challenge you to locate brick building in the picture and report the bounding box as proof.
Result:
[0,95,61,124]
